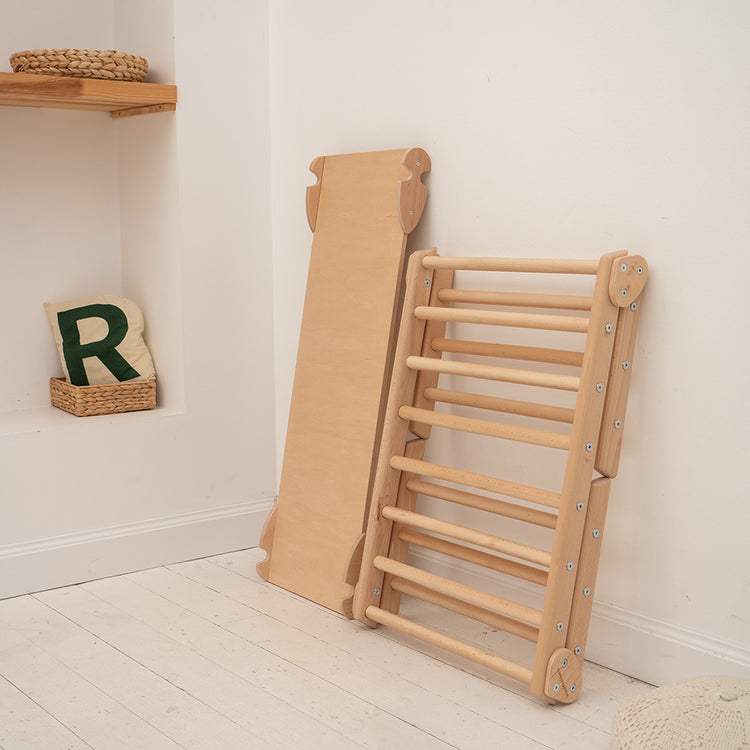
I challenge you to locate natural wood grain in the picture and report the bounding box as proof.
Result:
[265,149,429,613]
[438,289,593,310]
[352,250,436,623]
[422,257,600,274]
[414,305,590,333]
[0,71,176,115]
[432,338,584,367]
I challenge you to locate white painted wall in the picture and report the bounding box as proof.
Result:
[0,0,277,596]
[269,0,750,685]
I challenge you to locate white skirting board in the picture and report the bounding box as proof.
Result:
[408,547,750,688]
[0,498,275,600]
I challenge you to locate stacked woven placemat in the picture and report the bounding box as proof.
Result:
[10,48,148,82]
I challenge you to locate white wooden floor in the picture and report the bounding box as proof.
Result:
[0,549,653,749]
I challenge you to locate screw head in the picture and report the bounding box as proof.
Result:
[556,622,565,631]
[576,502,585,511]
[621,263,627,272]
[424,279,431,287]
[605,323,613,334]
[409,209,414,215]
[637,266,643,274]
[630,302,638,311]
[583,587,591,597]
[374,588,381,596]
[570,683,577,692]
[614,419,622,429]
[596,382,603,392]
[621,288,628,298]
[585,442,593,452]
[593,528,601,538]
[622,360,630,370]
[553,683,560,692]
[416,161,421,167]
[561,658,568,668]
[566,562,574,571]
[574,646,582,656]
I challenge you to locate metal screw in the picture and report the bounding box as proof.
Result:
[374,588,381,596]
[630,302,638,311]
[605,323,613,334]
[576,502,585,511]
[574,647,582,656]
[424,279,431,287]
[416,161,421,167]
[570,683,577,693]
[409,209,414,215]
[556,622,565,631]
[566,562,574,571]
[583,587,591,597]
[553,683,560,693]
[637,266,643,275]
[585,442,593,452]
[596,382,603,392]
[593,528,601,538]
[622,360,630,370]
[621,263,627,272]
[621,288,628,298]
[561,658,568,668]
[614,419,622,429]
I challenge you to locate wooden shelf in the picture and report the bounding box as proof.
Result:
[0,72,177,118]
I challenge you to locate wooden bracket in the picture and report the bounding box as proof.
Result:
[110,102,176,119]
[544,648,583,704]
[609,254,648,307]
[255,504,278,581]
[305,156,325,232]
[341,533,366,618]
[398,148,431,234]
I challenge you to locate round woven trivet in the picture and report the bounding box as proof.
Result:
[10,48,148,82]
[611,675,750,749]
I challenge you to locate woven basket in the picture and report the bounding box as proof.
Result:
[10,48,148,82]
[50,377,156,417]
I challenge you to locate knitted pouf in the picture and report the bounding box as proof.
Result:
[611,676,750,749]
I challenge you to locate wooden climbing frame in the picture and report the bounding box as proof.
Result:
[353,250,648,703]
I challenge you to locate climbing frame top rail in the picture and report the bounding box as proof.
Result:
[422,257,601,274]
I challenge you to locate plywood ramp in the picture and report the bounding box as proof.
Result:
[354,250,648,704]
[258,148,430,614]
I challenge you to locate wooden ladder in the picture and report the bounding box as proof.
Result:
[353,249,648,703]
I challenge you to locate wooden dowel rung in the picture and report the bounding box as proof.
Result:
[421,257,600,275]
[414,306,590,333]
[438,289,593,311]
[406,356,581,392]
[399,528,549,587]
[390,578,540,642]
[405,479,558,529]
[372,556,544,627]
[399,405,571,450]
[381,506,552,567]
[366,606,534,684]
[390,455,561,509]
[432,338,584,368]
[423,387,576,424]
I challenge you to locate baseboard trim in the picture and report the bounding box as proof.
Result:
[408,547,750,686]
[0,498,275,600]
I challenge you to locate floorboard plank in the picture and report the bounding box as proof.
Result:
[35,585,363,750]
[84,572,452,749]
[0,594,263,749]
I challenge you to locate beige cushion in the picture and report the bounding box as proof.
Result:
[611,675,750,749]
[45,295,155,386]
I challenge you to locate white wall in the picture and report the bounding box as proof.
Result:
[269,0,750,685]
[0,0,277,596]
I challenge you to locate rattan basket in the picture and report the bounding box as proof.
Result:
[10,48,148,82]
[50,377,156,417]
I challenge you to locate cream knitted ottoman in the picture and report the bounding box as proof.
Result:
[611,676,750,749]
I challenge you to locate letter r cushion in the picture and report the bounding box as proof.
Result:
[45,295,155,386]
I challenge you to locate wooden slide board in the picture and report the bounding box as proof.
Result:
[258,147,430,614]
